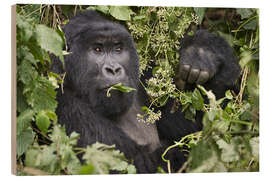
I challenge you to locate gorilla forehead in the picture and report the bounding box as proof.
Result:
[64,11,132,45]
[82,23,132,43]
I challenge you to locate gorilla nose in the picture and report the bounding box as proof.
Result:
[102,63,125,79]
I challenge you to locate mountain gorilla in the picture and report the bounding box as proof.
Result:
[51,10,241,173]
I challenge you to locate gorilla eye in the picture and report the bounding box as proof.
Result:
[94,47,102,52]
[115,47,122,52]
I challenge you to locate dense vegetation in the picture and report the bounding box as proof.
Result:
[15,5,259,175]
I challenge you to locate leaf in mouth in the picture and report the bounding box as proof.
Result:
[106,83,136,97]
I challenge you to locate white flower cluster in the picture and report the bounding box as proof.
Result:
[146,64,176,102]
[136,109,162,125]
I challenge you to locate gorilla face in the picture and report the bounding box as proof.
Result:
[63,14,140,117]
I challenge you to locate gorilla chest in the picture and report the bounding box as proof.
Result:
[116,106,161,152]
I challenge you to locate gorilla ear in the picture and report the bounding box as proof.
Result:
[50,54,65,74]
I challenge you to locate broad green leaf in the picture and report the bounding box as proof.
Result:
[191,88,204,110]
[193,8,206,24]
[17,83,29,113]
[24,76,58,112]
[83,142,136,174]
[16,128,34,157]
[188,141,213,170]
[36,24,64,62]
[25,125,81,174]
[243,18,257,30]
[95,5,110,14]
[44,110,58,124]
[69,132,80,146]
[188,151,226,173]
[216,138,240,162]
[17,59,38,85]
[58,144,81,174]
[36,110,51,134]
[24,148,40,167]
[23,50,38,68]
[50,125,80,149]
[188,140,227,172]
[184,106,196,121]
[16,14,33,42]
[109,6,134,21]
[236,8,254,19]
[16,109,34,134]
[239,49,252,68]
[106,83,136,97]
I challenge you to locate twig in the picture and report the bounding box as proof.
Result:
[17,164,48,175]
[32,126,51,142]
[236,67,249,104]
[61,72,66,94]
[177,158,191,173]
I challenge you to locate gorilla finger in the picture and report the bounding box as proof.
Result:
[196,71,209,85]
[179,64,191,81]
[187,68,200,84]
[175,78,186,90]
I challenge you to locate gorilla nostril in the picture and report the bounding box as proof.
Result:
[105,67,115,75]
[103,64,124,78]
[115,67,122,75]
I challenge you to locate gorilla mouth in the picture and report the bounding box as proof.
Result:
[100,82,122,90]
[98,82,136,98]
[99,80,130,90]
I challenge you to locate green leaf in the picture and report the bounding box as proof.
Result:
[225,90,233,100]
[24,76,58,112]
[16,14,33,42]
[206,110,217,122]
[216,138,240,162]
[184,105,196,121]
[35,24,64,62]
[106,83,136,97]
[193,8,206,24]
[79,165,95,175]
[191,88,204,110]
[17,109,34,134]
[249,136,259,159]
[109,6,134,21]
[17,58,38,85]
[188,140,227,172]
[243,18,257,30]
[16,128,34,157]
[25,125,81,174]
[44,110,58,124]
[95,5,110,14]
[24,148,40,167]
[58,144,81,174]
[198,85,217,108]
[17,83,29,113]
[36,110,51,134]
[83,142,136,174]
[239,49,253,69]
[188,140,213,170]
[236,8,254,19]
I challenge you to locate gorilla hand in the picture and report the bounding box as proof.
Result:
[175,45,219,90]
[174,29,242,91]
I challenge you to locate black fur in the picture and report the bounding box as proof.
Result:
[51,10,241,173]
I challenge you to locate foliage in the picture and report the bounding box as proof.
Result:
[106,83,136,98]
[16,5,135,175]
[161,8,259,172]
[16,5,259,175]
